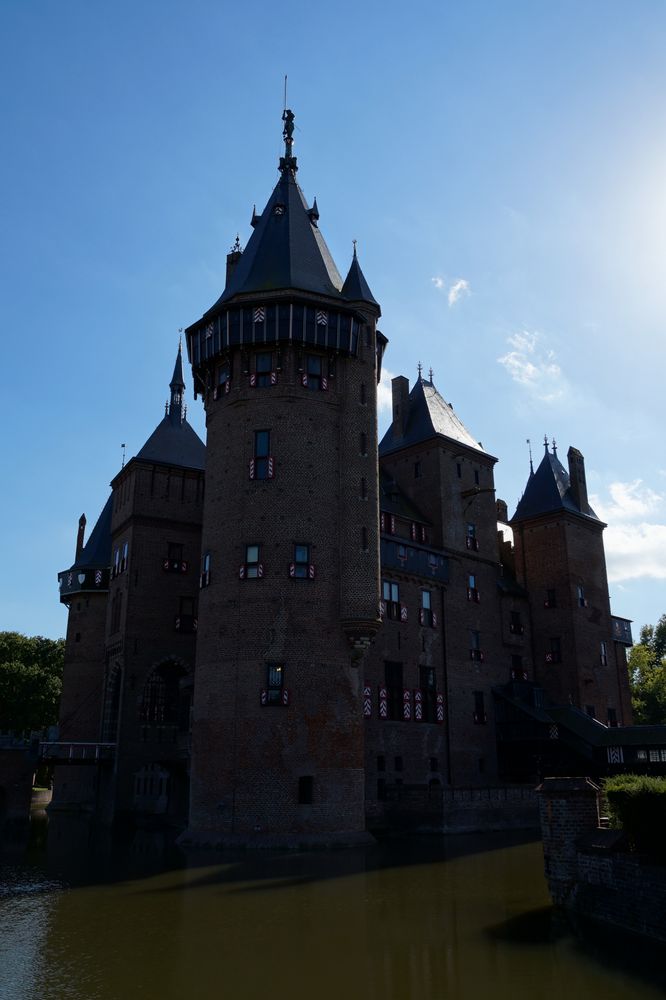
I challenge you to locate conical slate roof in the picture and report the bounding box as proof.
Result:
[511,446,599,522]
[341,249,380,310]
[379,377,489,457]
[135,346,205,471]
[215,168,343,305]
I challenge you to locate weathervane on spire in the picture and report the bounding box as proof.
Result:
[428,367,434,382]
[352,239,357,258]
[417,361,423,380]
[543,434,549,451]
[526,438,533,474]
[552,438,557,456]
[282,108,295,155]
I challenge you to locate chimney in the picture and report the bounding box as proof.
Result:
[567,446,589,513]
[391,376,410,439]
[76,514,86,558]
[225,249,242,287]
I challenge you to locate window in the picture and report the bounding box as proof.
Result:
[175,596,197,633]
[509,611,524,635]
[608,707,618,728]
[474,470,480,485]
[75,632,81,643]
[298,776,314,804]
[385,661,403,721]
[414,461,422,479]
[265,663,285,705]
[546,637,561,663]
[112,546,121,578]
[255,351,273,388]
[250,430,273,480]
[200,552,211,588]
[544,588,557,609]
[470,630,483,662]
[290,543,314,579]
[377,755,386,772]
[241,544,263,579]
[577,585,587,608]
[467,574,480,603]
[420,590,434,627]
[382,580,402,620]
[360,477,368,500]
[360,383,367,404]
[120,541,129,573]
[394,756,403,772]
[473,690,486,724]
[511,654,527,680]
[377,778,387,801]
[420,666,437,722]
[466,523,479,551]
[303,354,326,390]
[600,641,608,666]
[164,542,187,573]
[359,432,367,456]
[214,361,231,397]
[456,463,462,479]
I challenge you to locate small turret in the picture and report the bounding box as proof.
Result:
[567,446,589,514]
[76,514,86,558]
[168,343,186,426]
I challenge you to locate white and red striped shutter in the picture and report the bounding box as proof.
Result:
[213,386,219,400]
[419,608,424,625]
[163,559,170,571]
[267,456,275,479]
[260,689,267,706]
[257,563,264,579]
[308,564,316,579]
[271,371,278,385]
[379,600,386,619]
[432,611,438,628]
[363,684,372,718]
[249,458,256,480]
[239,565,246,579]
[436,693,444,723]
[379,686,388,719]
[225,380,231,395]
[390,515,396,534]
[249,373,257,387]
[411,522,417,540]
[380,513,385,532]
[321,376,328,391]
[301,373,308,387]
[289,563,296,578]
[402,689,412,721]
[420,526,426,542]
[400,604,408,622]
[282,688,290,706]
[414,689,423,722]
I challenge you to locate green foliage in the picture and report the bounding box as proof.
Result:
[605,774,666,858]
[0,632,64,731]
[628,614,666,725]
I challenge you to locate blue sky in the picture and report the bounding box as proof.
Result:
[2,0,665,640]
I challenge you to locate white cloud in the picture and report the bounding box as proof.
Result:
[447,278,470,307]
[430,275,470,306]
[377,366,395,416]
[590,480,666,582]
[497,330,565,402]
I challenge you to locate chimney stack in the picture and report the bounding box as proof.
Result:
[76,514,86,558]
[567,446,589,513]
[225,248,243,287]
[391,376,410,439]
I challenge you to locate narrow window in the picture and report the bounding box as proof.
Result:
[577,584,587,607]
[200,551,211,588]
[511,654,525,680]
[420,665,437,722]
[385,661,403,721]
[217,361,230,387]
[121,541,129,573]
[291,543,311,579]
[113,547,121,578]
[252,430,272,480]
[466,523,478,550]
[467,574,480,602]
[545,588,557,608]
[298,775,314,804]
[600,641,608,666]
[394,756,403,772]
[255,351,273,387]
[456,463,462,479]
[175,596,197,633]
[305,354,322,390]
[473,690,486,724]
[244,544,262,579]
[546,637,562,663]
[266,663,285,704]
[414,461,421,479]
[75,632,81,643]
[509,611,523,635]
[360,477,368,500]
[377,755,386,772]
[474,470,480,485]
[420,589,433,627]
[382,580,401,620]
[470,630,483,662]
[607,707,618,727]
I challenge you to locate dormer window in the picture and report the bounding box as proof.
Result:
[274,204,285,216]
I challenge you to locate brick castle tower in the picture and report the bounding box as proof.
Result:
[182,111,382,845]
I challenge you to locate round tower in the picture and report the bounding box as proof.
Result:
[184,112,383,845]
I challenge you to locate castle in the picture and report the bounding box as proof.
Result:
[52,112,645,845]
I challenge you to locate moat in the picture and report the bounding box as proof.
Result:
[1,817,664,1000]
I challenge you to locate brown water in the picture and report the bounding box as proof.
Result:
[1,818,664,1000]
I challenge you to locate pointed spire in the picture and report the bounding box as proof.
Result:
[169,342,185,425]
[417,361,423,380]
[341,245,380,311]
[527,438,534,476]
[280,108,298,174]
[76,514,87,559]
[307,197,319,226]
[251,204,260,228]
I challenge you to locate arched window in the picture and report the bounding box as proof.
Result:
[140,660,186,726]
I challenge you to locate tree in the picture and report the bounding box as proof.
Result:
[0,632,64,732]
[629,614,666,725]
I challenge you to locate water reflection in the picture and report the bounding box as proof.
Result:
[1,816,664,1000]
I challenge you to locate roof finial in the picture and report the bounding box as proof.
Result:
[417,361,423,380]
[428,367,434,382]
[352,238,357,258]
[281,107,297,172]
[543,434,549,451]
[121,443,126,468]
[552,438,557,456]
[527,438,534,474]
[178,328,183,352]
[231,234,242,253]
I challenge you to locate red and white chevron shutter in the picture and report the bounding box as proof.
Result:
[213,387,219,400]
[225,380,231,394]
[390,515,396,534]
[379,600,386,618]
[301,373,308,387]
[432,611,438,627]
[249,458,256,480]
[308,564,315,579]
[267,456,275,479]
[260,688,267,706]
[414,689,423,721]
[419,608,424,625]
[379,686,388,719]
[402,688,412,721]
[321,376,328,391]
[411,522,417,540]
[249,373,257,387]
[282,688,290,706]
[363,684,372,718]
[436,693,444,723]
[380,513,385,532]
[289,563,296,578]
[239,565,246,579]
[400,604,408,622]
[257,563,264,578]
[271,371,278,385]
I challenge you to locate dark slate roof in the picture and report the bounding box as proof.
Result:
[379,377,490,457]
[67,494,113,572]
[341,250,380,311]
[214,169,343,306]
[170,344,185,390]
[379,468,430,523]
[135,414,205,471]
[511,447,599,523]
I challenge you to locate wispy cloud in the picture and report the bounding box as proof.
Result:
[431,276,470,306]
[590,480,666,582]
[377,366,395,416]
[497,330,565,402]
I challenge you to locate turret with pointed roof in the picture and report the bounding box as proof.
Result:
[512,440,601,524]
